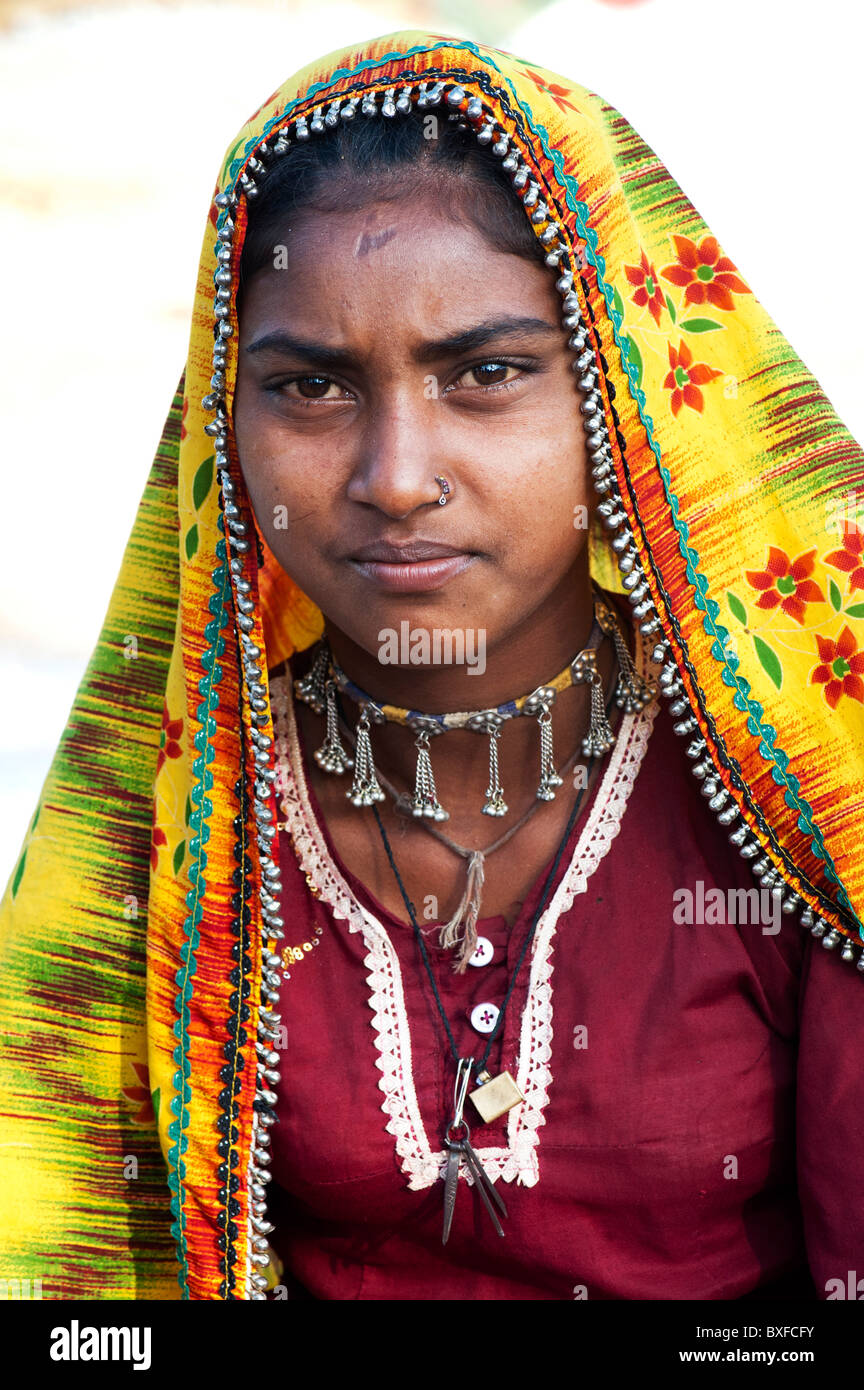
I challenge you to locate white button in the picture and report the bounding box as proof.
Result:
[467,936,493,968]
[470,1001,500,1035]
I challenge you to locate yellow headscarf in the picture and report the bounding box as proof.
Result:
[2,29,862,1300]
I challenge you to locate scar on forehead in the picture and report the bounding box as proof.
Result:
[353,226,399,258]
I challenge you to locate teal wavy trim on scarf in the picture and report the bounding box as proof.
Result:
[167,522,232,1296]
[217,34,859,933]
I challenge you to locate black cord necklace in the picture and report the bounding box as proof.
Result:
[367,661,620,1244]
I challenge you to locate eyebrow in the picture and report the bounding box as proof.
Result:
[244,315,560,368]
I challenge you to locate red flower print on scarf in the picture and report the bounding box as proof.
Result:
[157,702,183,777]
[810,625,864,709]
[180,395,189,442]
[122,1062,155,1126]
[520,68,581,113]
[824,522,864,595]
[150,797,167,872]
[624,250,665,326]
[663,340,722,415]
[745,547,825,625]
[660,234,751,311]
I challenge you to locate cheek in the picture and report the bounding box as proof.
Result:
[498,409,589,530]
[233,400,334,554]
[489,408,589,580]
[509,472,589,574]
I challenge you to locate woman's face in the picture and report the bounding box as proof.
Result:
[233,193,593,666]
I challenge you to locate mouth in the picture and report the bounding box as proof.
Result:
[347,539,479,593]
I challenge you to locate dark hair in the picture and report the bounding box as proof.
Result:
[237,109,547,311]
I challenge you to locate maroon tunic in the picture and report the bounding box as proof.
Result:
[265,658,863,1301]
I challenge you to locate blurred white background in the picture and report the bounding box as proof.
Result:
[1,0,862,883]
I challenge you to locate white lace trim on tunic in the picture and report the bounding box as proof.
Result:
[271,628,658,1190]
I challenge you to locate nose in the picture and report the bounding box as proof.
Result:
[346,387,445,519]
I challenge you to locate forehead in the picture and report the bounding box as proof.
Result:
[238,199,561,341]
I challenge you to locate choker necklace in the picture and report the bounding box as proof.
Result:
[293,585,654,823]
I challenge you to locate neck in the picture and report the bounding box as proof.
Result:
[326,555,600,708]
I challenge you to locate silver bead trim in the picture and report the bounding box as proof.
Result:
[660,640,863,966]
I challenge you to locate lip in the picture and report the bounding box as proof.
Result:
[348,542,478,593]
[351,539,471,563]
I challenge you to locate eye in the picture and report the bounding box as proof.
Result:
[444,359,530,396]
[281,375,346,400]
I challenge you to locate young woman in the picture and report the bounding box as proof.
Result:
[2,30,862,1302]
